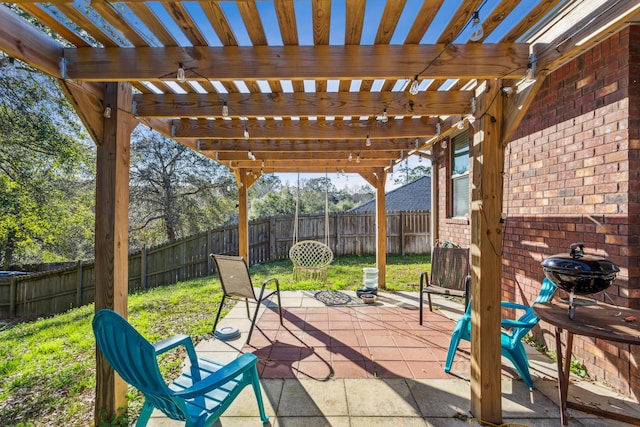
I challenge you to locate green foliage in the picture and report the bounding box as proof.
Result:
[0,58,94,266]
[128,127,237,248]
[392,164,431,186]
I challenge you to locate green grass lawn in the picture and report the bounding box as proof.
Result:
[0,254,428,427]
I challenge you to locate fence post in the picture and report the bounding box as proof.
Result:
[76,260,83,307]
[9,275,16,318]
[207,229,213,273]
[269,217,276,261]
[141,244,147,289]
[400,211,405,256]
[335,213,341,256]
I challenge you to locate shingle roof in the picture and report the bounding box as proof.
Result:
[349,176,431,213]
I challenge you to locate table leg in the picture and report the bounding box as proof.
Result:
[554,327,574,426]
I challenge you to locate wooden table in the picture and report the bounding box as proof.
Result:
[534,300,640,426]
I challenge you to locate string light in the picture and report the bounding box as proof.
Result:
[366,134,371,147]
[177,63,186,83]
[409,76,420,95]
[243,127,250,139]
[222,102,229,117]
[525,53,537,82]
[356,154,361,164]
[469,11,484,41]
[381,107,388,123]
[348,152,353,162]
[103,106,111,119]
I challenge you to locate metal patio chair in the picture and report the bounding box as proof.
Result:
[210,253,283,343]
[419,245,471,325]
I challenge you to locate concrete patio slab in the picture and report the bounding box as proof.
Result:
[146,290,640,427]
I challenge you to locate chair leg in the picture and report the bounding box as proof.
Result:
[505,342,534,388]
[135,401,154,426]
[427,293,433,312]
[247,298,263,343]
[276,292,283,325]
[212,295,227,333]
[419,292,424,325]
[444,319,467,373]
[250,363,270,423]
[245,298,251,319]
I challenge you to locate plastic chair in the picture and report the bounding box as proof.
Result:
[419,246,470,325]
[289,240,334,282]
[444,277,558,388]
[210,254,282,343]
[92,309,268,427]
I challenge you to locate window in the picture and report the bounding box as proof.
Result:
[451,131,469,217]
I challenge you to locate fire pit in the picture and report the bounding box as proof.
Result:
[541,243,619,319]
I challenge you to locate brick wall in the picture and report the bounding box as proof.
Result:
[504,26,639,396]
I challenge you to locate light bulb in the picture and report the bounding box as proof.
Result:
[457,119,465,130]
[381,107,388,123]
[177,63,186,83]
[365,134,371,147]
[356,154,361,164]
[348,152,353,162]
[469,12,483,42]
[244,128,250,139]
[222,102,229,117]
[441,139,448,149]
[525,64,535,82]
[409,76,420,95]
[248,150,253,159]
[103,106,111,119]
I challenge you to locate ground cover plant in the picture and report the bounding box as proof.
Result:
[0,254,428,426]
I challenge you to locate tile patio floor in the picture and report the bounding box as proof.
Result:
[148,290,640,427]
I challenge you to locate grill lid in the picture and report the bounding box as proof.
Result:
[541,243,619,295]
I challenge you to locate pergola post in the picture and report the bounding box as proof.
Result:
[94,82,135,425]
[375,169,387,289]
[236,169,249,262]
[469,80,504,422]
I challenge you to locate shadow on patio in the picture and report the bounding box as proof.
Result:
[148,291,640,427]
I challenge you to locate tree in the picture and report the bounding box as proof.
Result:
[392,163,431,185]
[128,127,236,247]
[0,58,94,266]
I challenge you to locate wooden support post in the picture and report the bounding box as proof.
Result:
[76,260,83,307]
[237,169,249,262]
[470,80,504,423]
[94,82,135,426]
[375,170,387,289]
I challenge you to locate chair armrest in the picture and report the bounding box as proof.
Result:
[257,277,280,300]
[500,302,537,329]
[173,353,258,399]
[500,301,530,312]
[419,271,429,291]
[154,334,197,366]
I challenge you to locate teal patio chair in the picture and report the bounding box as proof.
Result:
[92,309,269,427]
[444,277,557,388]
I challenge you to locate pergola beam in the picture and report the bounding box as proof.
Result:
[0,5,63,78]
[64,44,530,81]
[133,91,474,118]
[174,117,436,139]
[198,139,422,151]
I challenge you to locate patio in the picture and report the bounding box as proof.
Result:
[148,291,640,426]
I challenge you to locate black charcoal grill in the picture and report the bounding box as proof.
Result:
[541,243,619,319]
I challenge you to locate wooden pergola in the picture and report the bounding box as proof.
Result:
[1,0,638,424]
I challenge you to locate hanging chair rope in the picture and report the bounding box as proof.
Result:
[325,169,329,246]
[289,170,334,283]
[293,171,300,245]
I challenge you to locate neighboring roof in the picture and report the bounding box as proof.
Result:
[349,176,431,213]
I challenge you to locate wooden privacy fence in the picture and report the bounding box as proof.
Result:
[0,211,429,319]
